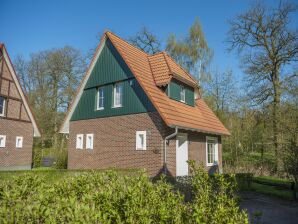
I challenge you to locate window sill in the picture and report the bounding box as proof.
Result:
[112,105,122,108]
[136,148,146,151]
[96,107,104,111]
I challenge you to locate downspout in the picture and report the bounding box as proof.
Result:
[164,126,178,175]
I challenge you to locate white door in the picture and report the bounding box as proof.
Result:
[176,133,188,176]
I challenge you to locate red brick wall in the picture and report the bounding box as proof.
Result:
[0,119,33,170]
[165,131,222,176]
[69,112,223,177]
[68,112,166,176]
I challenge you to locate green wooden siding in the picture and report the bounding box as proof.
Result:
[166,79,195,106]
[85,39,134,89]
[71,39,155,121]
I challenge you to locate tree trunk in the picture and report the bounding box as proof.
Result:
[272,68,281,173]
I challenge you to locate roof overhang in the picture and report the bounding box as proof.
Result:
[168,125,231,136]
[1,44,41,137]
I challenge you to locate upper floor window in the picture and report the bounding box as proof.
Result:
[113,82,123,108]
[206,137,218,166]
[97,87,104,110]
[0,97,5,116]
[180,85,185,103]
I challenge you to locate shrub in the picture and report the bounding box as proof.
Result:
[0,167,248,223]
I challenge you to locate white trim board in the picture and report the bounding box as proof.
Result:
[2,46,41,137]
[59,36,107,134]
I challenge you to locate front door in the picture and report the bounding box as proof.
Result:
[176,133,188,176]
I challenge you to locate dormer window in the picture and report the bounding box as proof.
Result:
[180,85,185,103]
[0,97,5,116]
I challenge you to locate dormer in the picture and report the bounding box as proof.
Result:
[148,52,199,106]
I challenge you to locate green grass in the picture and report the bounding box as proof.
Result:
[250,182,297,200]
[0,168,139,183]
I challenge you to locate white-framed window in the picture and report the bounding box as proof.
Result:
[16,136,23,148]
[136,131,147,150]
[86,134,94,150]
[76,134,84,149]
[206,136,218,166]
[0,97,6,116]
[180,85,185,103]
[97,87,104,110]
[113,82,123,108]
[0,135,6,148]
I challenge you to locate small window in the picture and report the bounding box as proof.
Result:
[136,131,146,150]
[180,85,185,102]
[97,87,104,110]
[206,137,218,166]
[16,136,23,148]
[113,82,123,108]
[0,135,6,148]
[86,134,94,150]
[76,134,84,149]
[0,97,5,116]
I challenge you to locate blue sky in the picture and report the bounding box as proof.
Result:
[1,0,296,83]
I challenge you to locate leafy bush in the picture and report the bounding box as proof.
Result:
[0,167,248,223]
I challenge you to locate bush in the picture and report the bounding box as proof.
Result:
[0,167,248,223]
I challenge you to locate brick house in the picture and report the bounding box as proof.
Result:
[60,32,230,177]
[0,44,41,170]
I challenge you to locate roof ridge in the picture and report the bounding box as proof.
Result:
[147,55,157,85]
[105,31,149,57]
[162,51,172,75]
[163,52,198,85]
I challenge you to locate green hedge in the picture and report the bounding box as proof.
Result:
[0,165,248,223]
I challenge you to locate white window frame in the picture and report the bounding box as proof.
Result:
[136,131,147,150]
[86,134,94,150]
[206,136,218,166]
[76,134,84,149]
[113,82,123,108]
[180,85,185,103]
[16,136,23,148]
[0,135,6,148]
[96,87,104,110]
[0,97,6,117]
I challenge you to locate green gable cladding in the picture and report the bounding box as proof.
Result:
[166,79,195,106]
[71,39,155,121]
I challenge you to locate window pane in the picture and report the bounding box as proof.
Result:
[0,97,4,115]
[114,83,123,107]
[98,88,104,109]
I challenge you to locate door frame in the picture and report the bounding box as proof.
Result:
[176,133,188,176]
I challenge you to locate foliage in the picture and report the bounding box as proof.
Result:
[283,140,298,184]
[128,26,161,54]
[166,18,213,81]
[0,167,248,223]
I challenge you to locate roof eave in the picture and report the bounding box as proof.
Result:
[168,124,231,136]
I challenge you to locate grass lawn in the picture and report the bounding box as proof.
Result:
[0,167,139,183]
[249,176,297,200]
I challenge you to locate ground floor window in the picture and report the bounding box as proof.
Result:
[76,134,84,149]
[206,136,218,166]
[0,135,6,148]
[16,136,23,148]
[86,134,94,150]
[136,131,146,150]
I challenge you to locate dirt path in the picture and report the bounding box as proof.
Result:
[240,191,298,224]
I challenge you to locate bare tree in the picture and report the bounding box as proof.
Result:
[128,26,161,54]
[227,1,298,171]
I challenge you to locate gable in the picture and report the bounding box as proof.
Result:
[70,39,155,121]
[0,45,40,137]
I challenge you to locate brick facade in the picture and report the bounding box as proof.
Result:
[68,112,222,177]
[0,119,33,170]
[0,51,35,170]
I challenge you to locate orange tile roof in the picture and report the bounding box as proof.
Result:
[105,32,230,136]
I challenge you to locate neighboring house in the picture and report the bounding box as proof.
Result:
[0,44,40,170]
[60,31,230,177]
